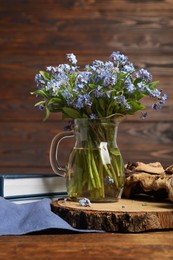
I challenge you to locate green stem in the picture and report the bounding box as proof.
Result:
[87,150,97,189]
[90,151,102,189]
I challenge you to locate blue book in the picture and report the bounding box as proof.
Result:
[10,194,67,204]
[0,173,67,200]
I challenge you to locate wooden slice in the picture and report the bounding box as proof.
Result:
[51,198,173,233]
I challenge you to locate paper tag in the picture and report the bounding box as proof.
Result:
[99,142,111,165]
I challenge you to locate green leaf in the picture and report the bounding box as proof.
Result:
[128,100,145,114]
[34,100,46,107]
[69,72,76,87]
[98,98,105,110]
[31,89,49,99]
[149,81,159,89]
[48,97,62,106]
[106,100,118,116]
[40,71,51,81]
[133,92,146,101]
[88,83,97,89]
[62,107,81,119]
[43,106,51,121]
[134,78,142,86]
[110,148,121,157]
[93,98,106,117]
[82,113,89,118]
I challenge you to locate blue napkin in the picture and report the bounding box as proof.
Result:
[0,197,101,235]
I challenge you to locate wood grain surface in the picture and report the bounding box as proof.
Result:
[0,0,173,173]
[51,198,173,232]
[0,232,173,260]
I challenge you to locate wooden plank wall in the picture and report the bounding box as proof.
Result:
[0,0,173,174]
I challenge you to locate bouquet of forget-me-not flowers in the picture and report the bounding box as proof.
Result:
[32,51,167,121]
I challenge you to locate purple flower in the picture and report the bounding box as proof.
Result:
[137,82,145,92]
[152,103,163,110]
[35,74,45,87]
[110,51,128,66]
[123,62,135,73]
[140,112,148,120]
[66,53,77,65]
[151,89,161,98]
[57,64,72,74]
[137,68,152,83]
[104,61,114,69]
[79,198,91,207]
[118,95,126,104]
[103,75,117,86]
[125,103,132,110]
[74,95,85,109]
[92,60,104,68]
[83,93,92,106]
[125,83,135,93]
[76,72,91,85]
[162,93,167,101]
[39,104,45,111]
[75,83,84,90]
[46,66,57,73]
[104,176,114,185]
[90,113,97,119]
[93,86,105,98]
[61,90,73,101]
[46,79,62,93]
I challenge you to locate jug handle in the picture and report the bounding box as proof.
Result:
[49,130,74,177]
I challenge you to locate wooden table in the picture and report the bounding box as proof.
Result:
[0,231,172,260]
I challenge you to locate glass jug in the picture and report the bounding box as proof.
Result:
[49,115,125,202]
